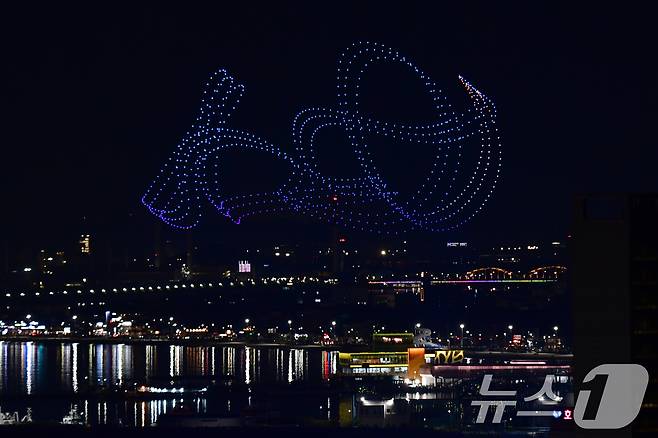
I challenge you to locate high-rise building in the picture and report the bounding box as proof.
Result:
[572,194,657,434]
[79,234,91,254]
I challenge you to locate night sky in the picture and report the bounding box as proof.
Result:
[3,3,657,249]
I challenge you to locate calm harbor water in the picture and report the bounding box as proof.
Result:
[0,341,339,426]
[0,341,573,432]
[0,341,337,393]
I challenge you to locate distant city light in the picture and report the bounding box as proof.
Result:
[238,260,251,273]
[79,234,91,254]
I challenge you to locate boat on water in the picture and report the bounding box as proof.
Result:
[61,406,85,425]
[0,407,32,425]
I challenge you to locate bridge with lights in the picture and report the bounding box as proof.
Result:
[367,266,567,287]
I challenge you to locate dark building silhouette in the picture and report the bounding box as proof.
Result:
[572,194,657,435]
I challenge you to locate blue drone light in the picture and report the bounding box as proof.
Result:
[142,42,502,234]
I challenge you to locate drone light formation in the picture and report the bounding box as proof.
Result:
[142,42,502,234]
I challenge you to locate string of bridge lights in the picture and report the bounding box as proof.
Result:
[1,277,335,301]
[142,42,502,233]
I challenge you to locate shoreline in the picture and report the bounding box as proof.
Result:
[0,336,332,349]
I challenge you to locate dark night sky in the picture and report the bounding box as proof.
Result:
[2,3,657,249]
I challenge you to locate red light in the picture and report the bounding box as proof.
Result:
[330,195,338,202]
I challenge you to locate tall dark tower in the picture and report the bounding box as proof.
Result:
[154,222,162,270]
[330,225,345,274]
[572,194,658,435]
[186,230,194,271]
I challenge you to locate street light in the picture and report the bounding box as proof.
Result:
[459,323,465,347]
[508,325,513,331]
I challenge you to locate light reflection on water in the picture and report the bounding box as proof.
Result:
[0,341,340,426]
[11,342,44,395]
[18,398,209,427]
[0,342,566,431]
[0,341,339,393]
